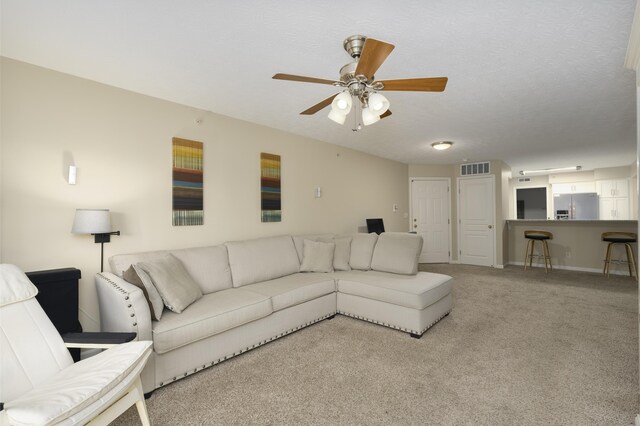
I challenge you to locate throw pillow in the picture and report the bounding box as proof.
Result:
[349,233,379,270]
[333,237,352,271]
[123,264,164,321]
[137,254,203,313]
[370,232,423,275]
[299,239,336,273]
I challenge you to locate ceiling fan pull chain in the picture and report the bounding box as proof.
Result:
[352,97,358,131]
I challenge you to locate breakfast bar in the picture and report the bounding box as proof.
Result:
[506,220,638,275]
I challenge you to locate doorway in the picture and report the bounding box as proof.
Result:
[410,178,451,263]
[516,187,547,219]
[457,176,496,267]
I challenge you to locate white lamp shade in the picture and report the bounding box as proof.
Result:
[328,108,347,125]
[331,92,352,114]
[71,209,112,234]
[367,93,389,115]
[362,108,381,126]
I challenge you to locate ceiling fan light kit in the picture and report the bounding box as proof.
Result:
[362,107,381,126]
[367,92,389,114]
[273,34,448,129]
[332,91,353,113]
[328,107,347,125]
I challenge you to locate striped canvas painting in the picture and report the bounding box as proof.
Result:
[261,152,281,222]
[173,138,203,226]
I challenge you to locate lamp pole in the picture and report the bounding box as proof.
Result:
[93,231,121,272]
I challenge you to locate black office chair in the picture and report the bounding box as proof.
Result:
[366,218,385,235]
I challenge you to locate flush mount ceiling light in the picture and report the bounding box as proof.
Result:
[273,35,448,129]
[431,141,453,151]
[519,166,582,176]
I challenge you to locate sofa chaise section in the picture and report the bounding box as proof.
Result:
[335,270,453,337]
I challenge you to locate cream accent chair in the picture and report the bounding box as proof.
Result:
[0,264,153,426]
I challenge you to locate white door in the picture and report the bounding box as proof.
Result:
[458,176,495,267]
[411,179,450,263]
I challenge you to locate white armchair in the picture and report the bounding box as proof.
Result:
[0,264,153,426]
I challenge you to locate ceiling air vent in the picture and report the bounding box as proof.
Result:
[460,161,490,176]
[518,177,531,182]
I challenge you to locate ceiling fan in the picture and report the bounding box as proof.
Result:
[273,35,448,128]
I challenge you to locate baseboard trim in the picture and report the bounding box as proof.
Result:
[508,261,635,276]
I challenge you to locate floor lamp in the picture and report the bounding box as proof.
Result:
[71,209,120,272]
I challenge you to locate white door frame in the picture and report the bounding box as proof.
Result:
[513,185,550,219]
[457,175,497,267]
[409,177,452,263]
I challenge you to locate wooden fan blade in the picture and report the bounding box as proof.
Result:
[273,73,338,85]
[355,38,395,79]
[300,94,338,115]
[380,110,392,119]
[376,77,448,92]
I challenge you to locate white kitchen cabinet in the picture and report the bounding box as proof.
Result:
[596,179,629,197]
[597,179,630,220]
[551,182,596,194]
[599,196,630,220]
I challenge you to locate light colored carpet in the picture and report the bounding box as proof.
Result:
[113,265,638,425]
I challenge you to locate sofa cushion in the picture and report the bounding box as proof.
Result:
[300,239,335,273]
[333,237,352,271]
[109,245,233,294]
[152,288,272,354]
[138,254,203,314]
[123,265,164,321]
[243,273,336,311]
[335,270,452,310]
[370,233,423,275]
[171,245,233,294]
[292,234,334,262]
[349,233,379,271]
[226,235,300,287]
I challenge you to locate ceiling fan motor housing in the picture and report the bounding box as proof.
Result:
[343,35,367,58]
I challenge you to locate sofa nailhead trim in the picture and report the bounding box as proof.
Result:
[336,310,451,336]
[157,312,336,387]
[98,273,141,337]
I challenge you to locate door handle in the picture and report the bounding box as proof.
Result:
[488,225,493,229]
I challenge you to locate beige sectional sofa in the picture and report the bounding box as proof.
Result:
[95,232,453,394]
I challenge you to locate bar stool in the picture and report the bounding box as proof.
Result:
[524,230,553,272]
[602,232,637,278]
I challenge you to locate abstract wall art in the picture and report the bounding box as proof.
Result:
[172,137,203,226]
[260,152,281,222]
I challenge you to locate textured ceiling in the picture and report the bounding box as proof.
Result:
[1,0,637,172]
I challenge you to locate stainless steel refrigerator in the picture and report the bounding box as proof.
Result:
[553,193,599,220]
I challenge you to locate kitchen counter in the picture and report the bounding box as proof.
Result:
[505,219,637,274]
[507,220,637,224]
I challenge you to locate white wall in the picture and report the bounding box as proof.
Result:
[0,58,409,330]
